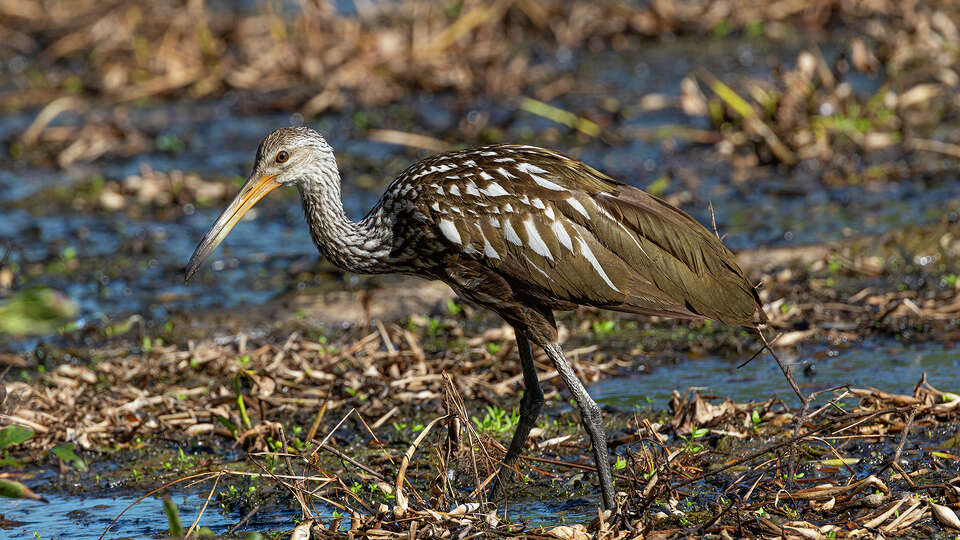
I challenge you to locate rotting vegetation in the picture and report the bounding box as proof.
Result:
[3,218,960,536]
[3,0,959,176]
[1,0,960,537]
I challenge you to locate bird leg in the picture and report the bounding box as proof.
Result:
[489,330,544,498]
[542,343,616,510]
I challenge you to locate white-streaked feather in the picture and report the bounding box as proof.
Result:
[523,218,553,260]
[480,182,510,197]
[576,237,620,292]
[566,197,590,219]
[551,220,573,252]
[438,218,462,245]
[503,218,522,246]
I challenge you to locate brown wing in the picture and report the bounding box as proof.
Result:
[399,145,765,326]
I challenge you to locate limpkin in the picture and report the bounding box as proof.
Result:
[186,126,766,509]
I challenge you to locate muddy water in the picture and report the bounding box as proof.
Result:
[591,341,960,409]
[3,31,960,534]
[3,490,299,539]
[2,489,594,537]
[8,343,957,538]
[2,37,958,336]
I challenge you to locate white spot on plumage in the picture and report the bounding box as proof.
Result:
[488,216,500,227]
[414,164,453,179]
[483,239,500,259]
[448,185,461,196]
[522,254,552,280]
[438,219,462,245]
[503,218,522,246]
[479,171,494,181]
[596,201,648,257]
[519,194,530,205]
[504,203,514,213]
[494,157,515,163]
[523,218,553,260]
[544,206,556,220]
[531,198,545,209]
[463,244,480,255]
[497,167,516,178]
[530,175,567,191]
[576,238,620,292]
[464,181,480,196]
[516,162,548,174]
[481,182,509,197]
[552,220,572,251]
[449,206,463,215]
[595,204,615,220]
[435,185,445,195]
[566,197,590,219]
[430,201,441,211]
[475,224,500,259]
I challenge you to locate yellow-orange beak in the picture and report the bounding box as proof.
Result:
[185,174,281,281]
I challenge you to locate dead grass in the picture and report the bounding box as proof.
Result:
[4,0,959,175]
[2,320,618,452]
[85,367,960,537]
[2,215,959,452]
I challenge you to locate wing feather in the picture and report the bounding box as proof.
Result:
[399,144,764,325]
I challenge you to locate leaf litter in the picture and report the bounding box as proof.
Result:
[1,0,960,536]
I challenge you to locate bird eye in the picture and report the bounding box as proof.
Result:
[276,151,289,163]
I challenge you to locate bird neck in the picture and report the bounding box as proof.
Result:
[297,173,392,274]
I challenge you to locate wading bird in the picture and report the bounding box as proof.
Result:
[186,127,766,509]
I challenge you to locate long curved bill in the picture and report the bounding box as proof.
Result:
[185,174,280,281]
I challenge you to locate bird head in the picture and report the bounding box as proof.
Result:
[185,126,335,281]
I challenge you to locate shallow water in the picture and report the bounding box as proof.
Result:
[3,25,960,536]
[591,340,960,409]
[2,490,304,539]
[6,342,955,538]
[2,488,598,537]
[2,36,958,332]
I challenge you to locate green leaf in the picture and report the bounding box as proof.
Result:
[938,432,960,449]
[0,478,46,501]
[164,494,184,537]
[819,457,860,466]
[0,425,34,451]
[0,288,78,336]
[518,97,601,137]
[51,442,87,472]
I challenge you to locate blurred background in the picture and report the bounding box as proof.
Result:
[2,0,960,536]
[1,0,958,348]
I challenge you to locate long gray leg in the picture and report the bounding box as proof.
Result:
[490,330,544,497]
[542,343,615,509]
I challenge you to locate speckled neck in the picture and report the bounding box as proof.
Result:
[296,167,393,274]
